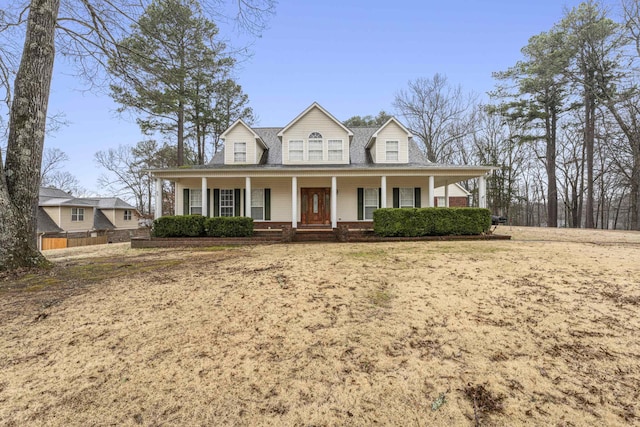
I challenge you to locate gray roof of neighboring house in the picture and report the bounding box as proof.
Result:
[39,187,73,200]
[94,209,116,230]
[37,187,135,233]
[95,198,137,210]
[37,207,63,233]
[207,126,432,169]
[38,187,136,211]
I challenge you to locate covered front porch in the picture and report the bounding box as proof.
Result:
[152,168,489,230]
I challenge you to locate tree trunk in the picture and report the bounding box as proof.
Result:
[546,107,558,227]
[0,0,59,271]
[585,88,596,228]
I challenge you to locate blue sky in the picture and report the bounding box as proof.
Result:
[44,0,622,194]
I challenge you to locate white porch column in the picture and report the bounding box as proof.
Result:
[444,183,450,207]
[173,183,178,215]
[201,177,208,217]
[245,177,251,218]
[291,176,298,228]
[380,176,387,208]
[155,178,163,219]
[479,175,487,208]
[331,176,337,228]
[428,176,435,208]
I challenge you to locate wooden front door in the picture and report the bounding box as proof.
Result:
[301,188,330,225]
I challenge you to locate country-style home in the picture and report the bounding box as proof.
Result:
[149,102,492,228]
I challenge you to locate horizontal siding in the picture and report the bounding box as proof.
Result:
[375,121,409,164]
[223,125,259,165]
[336,177,381,222]
[282,107,350,165]
[110,209,138,229]
[58,206,93,231]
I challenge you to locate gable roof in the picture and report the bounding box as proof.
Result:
[221,119,268,150]
[365,117,414,149]
[276,102,354,138]
[208,126,430,168]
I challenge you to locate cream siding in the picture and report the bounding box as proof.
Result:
[282,107,350,165]
[374,121,410,164]
[434,184,469,197]
[336,177,381,222]
[56,206,94,231]
[177,178,293,220]
[223,125,260,165]
[110,209,138,229]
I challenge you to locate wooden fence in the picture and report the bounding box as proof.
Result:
[41,235,108,251]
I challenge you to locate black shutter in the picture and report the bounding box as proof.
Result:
[414,188,421,208]
[183,189,190,215]
[213,189,220,217]
[393,188,399,208]
[264,189,271,220]
[205,189,210,217]
[357,188,364,220]
[242,189,246,216]
[378,188,382,208]
[234,189,241,216]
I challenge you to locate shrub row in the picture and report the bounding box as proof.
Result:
[373,208,491,237]
[152,215,253,238]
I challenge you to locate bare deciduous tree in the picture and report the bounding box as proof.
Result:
[393,73,477,163]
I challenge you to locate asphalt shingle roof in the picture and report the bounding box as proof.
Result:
[207,125,431,169]
[37,208,63,233]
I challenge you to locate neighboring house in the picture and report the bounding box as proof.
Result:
[38,187,141,245]
[149,102,492,228]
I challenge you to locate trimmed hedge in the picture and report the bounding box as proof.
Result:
[152,215,206,237]
[204,217,253,237]
[373,208,491,237]
[152,215,254,238]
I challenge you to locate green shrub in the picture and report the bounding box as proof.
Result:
[152,215,206,237]
[204,217,254,237]
[373,208,491,237]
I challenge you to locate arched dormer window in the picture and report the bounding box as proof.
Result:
[308,132,323,161]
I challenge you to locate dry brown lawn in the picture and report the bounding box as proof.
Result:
[1,226,639,426]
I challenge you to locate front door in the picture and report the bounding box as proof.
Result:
[301,188,330,225]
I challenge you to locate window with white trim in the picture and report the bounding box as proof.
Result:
[437,197,446,207]
[220,189,234,217]
[190,189,202,215]
[251,189,264,220]
[308,132,323,161]
[289,140,303,161]
[71,208,84,221]
[364,188,378,220]
[386,140,399,161]
[234,142,246,162]
[124,210,132,220]
[328,139,343,161]
[400,187,414,208]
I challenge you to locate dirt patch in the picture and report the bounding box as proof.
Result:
[1,229,639,425]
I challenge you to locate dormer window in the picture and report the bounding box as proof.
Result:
[386,140,399,161]
[308,132,323,161]
[234,142,246,162]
